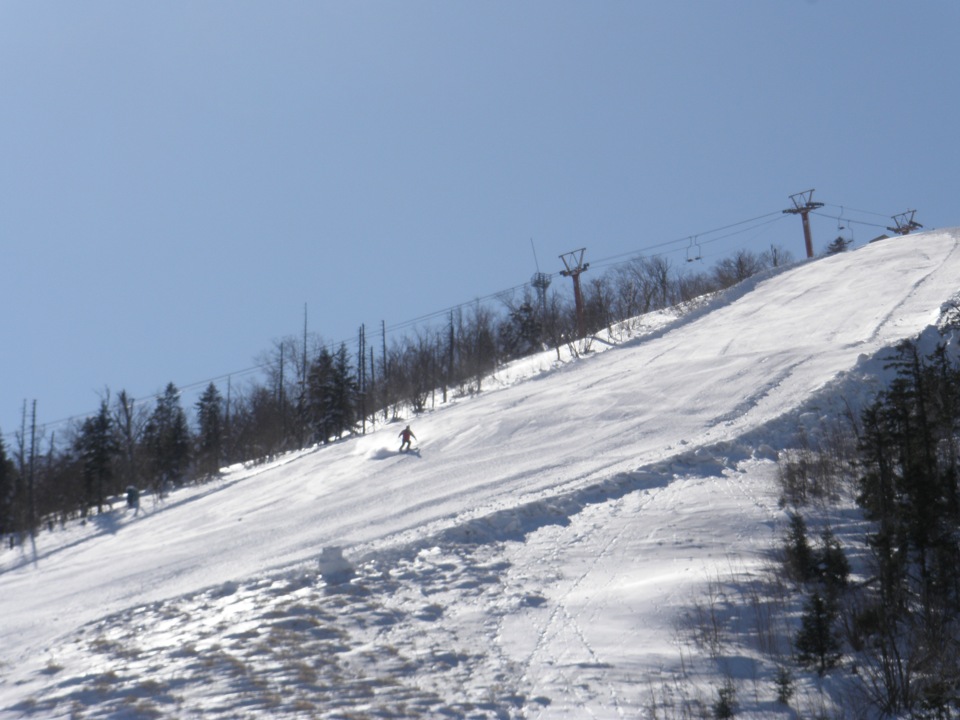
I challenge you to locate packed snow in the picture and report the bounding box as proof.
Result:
[3,231,960,718]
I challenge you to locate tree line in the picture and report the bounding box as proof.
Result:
[0,245,793,543]
[773,333,960,716]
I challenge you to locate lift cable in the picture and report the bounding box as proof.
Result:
[0,207,833,442]
[810,210,889,230]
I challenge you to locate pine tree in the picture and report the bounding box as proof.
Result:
[143,383,191,495]
[858,341,960,616]
[75,400,118,515]
[307,346,336,443]
[817,528,850,599]
[305,343,359,442]
[858,399,909,616]
[774,665,794,705]
[330,343,357,439]
[851,340,960,714]
[784,512,816,583]
[499,301,542,361]
[826,236,852,255]
[195,383,224,479]
[795,591,842,676]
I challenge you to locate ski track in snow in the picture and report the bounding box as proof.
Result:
[2,231,960,718]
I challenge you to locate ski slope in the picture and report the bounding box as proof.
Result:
[2,230,960,718]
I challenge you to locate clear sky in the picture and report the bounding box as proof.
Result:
[2,1,957,439]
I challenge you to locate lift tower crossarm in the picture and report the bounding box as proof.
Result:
[887,210,923,236]
[782,189,824,259]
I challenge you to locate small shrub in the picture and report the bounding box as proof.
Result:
[774,665,794,705]
[713,680,737,718]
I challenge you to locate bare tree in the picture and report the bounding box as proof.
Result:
[113,390,148,496]
[612,255,676,321]
[712,249,766,289]
[583,275,614,334]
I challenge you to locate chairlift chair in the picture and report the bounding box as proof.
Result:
[837,208,854,244]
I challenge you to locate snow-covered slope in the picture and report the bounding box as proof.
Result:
[3,231,960,718]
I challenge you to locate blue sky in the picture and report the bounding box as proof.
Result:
[2,1,957,439]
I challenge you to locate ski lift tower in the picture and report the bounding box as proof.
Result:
[531,271,551,321]
[783,189,824,259]
[887,210,923,236]
[559,248,589,338]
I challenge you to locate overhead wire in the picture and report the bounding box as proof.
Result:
[384,210,788,331]
[821,202,892,219]
[0,208,794,444]
[814,202,898,231]
[0,202,887,444]
[587,214,789,274]
[811,210,889,230]
[586,211,785,272]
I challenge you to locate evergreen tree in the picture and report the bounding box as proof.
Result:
[498,301,542,361]
[143,383,191,495]
[795,591,843,676]
[195,382,224,479]
[817,527,850,599]
[851,339,960,714]
[330,343,357,438]
[826,236,853,254]
[774,666,795,705]
[784,512,816,583]
[859,341,960,616]
[307,347,336,443]
[305,343,359,442]
[858,395,910,616]
[75,400,118,515]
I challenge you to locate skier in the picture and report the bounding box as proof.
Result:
[398,425,417,452]
[126,485,140,516]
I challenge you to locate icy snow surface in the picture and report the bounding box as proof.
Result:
[2,231,960,718]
